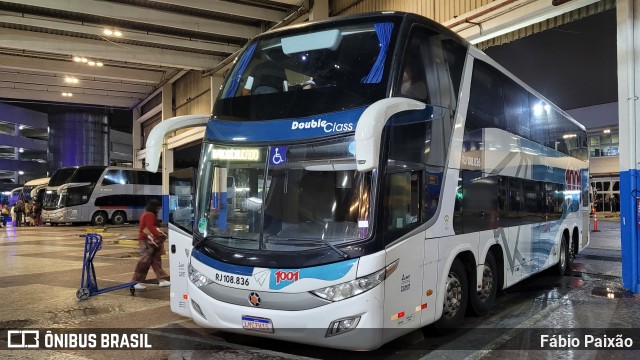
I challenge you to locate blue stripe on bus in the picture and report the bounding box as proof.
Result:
[192,248,254,276]
[204,108,366,142]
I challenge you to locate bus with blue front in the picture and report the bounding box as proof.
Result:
[146,12,590,350]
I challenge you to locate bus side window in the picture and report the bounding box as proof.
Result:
[383,171,421,244]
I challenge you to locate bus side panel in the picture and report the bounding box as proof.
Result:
[382,232,425,343]
[168,223,192,318]
[420,236,439,326]
[435,233,478,321]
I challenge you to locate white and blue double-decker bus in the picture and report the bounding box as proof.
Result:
[146,12,590,350]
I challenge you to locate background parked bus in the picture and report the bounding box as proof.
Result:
[42,166,162,226]
[9,187,22,205]
[20,177,50,204]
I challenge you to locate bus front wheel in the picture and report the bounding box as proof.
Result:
[434,259,468,333]
[468,252,497,316]
[91,211,107,226]
[111,211,126,225]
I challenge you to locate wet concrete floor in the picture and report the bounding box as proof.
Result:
[0,218,638,359]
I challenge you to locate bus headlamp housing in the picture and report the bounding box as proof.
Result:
[311,259,398,302]
[188,263,213,288]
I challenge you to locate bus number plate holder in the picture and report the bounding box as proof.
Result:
[242,315,274,333]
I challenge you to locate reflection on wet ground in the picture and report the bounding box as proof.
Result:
[0,219,638,360]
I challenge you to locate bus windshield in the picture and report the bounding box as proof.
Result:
[195,136,374,252]
[43,167,106,210]
[214,19,399,120]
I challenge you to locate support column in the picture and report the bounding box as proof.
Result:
[161,83,174,222]
[617,0,640,293]
[13,124,19,184]
[309,0,329,21]
[132,108,142,168]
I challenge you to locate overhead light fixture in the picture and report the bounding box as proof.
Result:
[73,56,103,67]
[603,129,611,134]
[18,171,24,175]
[18,148,24,153]
[103,29,123,37]
[64,77,79,84]
[62,92,73,97]
[18,125,26,130]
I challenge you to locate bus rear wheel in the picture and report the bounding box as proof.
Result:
[434,259,468,334]
[468,252,497,316]
[555,235,569,276]
[91,211,107,226]
[111,211,126,225]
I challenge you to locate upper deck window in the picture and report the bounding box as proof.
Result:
[214,19,400,121]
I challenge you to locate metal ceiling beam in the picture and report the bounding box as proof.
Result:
[444,0,601,44]
[0,54,163,84]
[0,81,143,100]
[0,71,152,97]
[3,0,260,39]
[0,87,136,108]
[265,0,305,6]
[0,13,240,54]
[148,0,287,22]
[0,28,221,70]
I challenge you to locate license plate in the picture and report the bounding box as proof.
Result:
[242,315,274,333]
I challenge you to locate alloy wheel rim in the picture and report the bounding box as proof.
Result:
[443,272,462,318]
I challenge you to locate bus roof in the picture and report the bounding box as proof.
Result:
[23,178,50,187]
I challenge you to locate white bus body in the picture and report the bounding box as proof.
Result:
[146,12,589,350]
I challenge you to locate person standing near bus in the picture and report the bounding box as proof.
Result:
[1,203,9,227]
[14,199,24,227]
[131,199,170,290]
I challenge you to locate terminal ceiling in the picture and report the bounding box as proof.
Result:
[0,0,306,109]
[0,0,610,110]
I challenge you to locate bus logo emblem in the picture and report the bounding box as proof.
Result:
[248,292,261,307]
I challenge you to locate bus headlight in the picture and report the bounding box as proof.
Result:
[188,263,213,288]
[311,259,398,302]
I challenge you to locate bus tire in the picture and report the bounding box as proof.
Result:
[555,235,569,276]
[468,252,497,316]
[434,259,468,334]
[91,211,107,226]
[111,211,126,225]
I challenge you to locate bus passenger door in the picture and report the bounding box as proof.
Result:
[382,171,425,342]
[167,168,196,318]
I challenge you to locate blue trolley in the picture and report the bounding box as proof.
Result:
[76,233,138,300]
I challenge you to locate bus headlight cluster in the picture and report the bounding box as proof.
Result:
[188,263,213,288]
[311,260,398,302]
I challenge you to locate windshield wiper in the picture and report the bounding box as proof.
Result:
[265,236,350,259]
[193,234,257,249]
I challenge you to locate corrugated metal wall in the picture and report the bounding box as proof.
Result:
[174,70,211,117]
[330,0,614,49]
[478,0,615,49]
[330,0,493,22]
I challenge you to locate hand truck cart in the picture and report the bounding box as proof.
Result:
[76,233,138,300]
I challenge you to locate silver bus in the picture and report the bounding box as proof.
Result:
[42,166,162,226]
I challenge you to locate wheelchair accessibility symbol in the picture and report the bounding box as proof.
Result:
[269,146,287,166]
